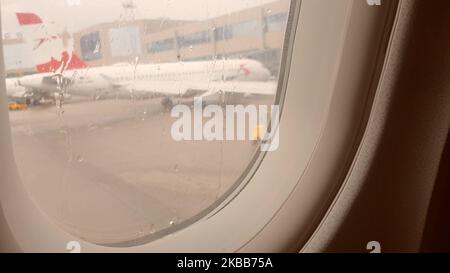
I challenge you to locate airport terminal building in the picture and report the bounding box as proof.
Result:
[73,0,289,75]
[3,0,289,77]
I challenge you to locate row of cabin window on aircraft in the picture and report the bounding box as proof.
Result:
[111,69,228,82]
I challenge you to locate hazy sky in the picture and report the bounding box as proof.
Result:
[2,0,277,34]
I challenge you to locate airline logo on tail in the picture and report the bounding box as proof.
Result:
[239,64,251,76]
[15,12,88,73]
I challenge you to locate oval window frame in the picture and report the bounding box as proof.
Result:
[0,0,399,252]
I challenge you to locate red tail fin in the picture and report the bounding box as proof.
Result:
[36,51,88,73]
[16,12,43,26]
[66,53,88,70]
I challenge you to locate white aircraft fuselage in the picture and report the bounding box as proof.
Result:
[18,59,272,99]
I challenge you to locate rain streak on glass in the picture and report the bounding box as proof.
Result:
[3,0,290,244]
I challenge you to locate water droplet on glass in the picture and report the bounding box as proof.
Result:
[88,122,98,132]
[149,225,156,234]
[137,228,145,237]
[169,218,177,226]
[159,17,168,29]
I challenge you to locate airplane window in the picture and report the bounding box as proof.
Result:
[2,0,291,245]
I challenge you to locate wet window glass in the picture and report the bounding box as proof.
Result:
[80,32,102,61]
[230,20,262,39]
[110,26,142,57]
[147,38,175,54]
[265,13,288,32]
[214,25,232,41]
[177,31,211,48]
[2,0,291,245]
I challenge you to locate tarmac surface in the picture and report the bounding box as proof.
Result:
[8,96,270,244]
